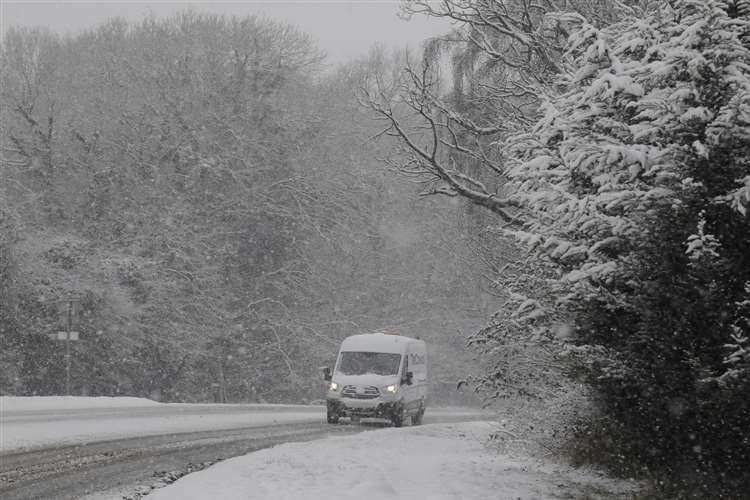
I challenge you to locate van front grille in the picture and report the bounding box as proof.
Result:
[341,385,380,399]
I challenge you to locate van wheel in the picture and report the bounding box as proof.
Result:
[391,409,404,428]
[327,409,339,424]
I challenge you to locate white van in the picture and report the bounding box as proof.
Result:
[323,332,428,427]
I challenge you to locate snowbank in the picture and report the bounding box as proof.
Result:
[0,396,161,412]
[0,396,324,413]
[0,397,323,452]
[148,422,641,500]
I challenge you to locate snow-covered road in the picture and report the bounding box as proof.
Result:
[0,397,498,499]
[0,397,643,499]
[0,396,486,453]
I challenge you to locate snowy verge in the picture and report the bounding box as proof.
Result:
[0,397,324,452]
[0,396,162,412]
[0,396,327,413]
[147,422,642,500]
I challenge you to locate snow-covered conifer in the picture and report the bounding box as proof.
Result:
[504,0,750,493]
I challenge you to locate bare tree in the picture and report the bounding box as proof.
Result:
[359,1,636,223]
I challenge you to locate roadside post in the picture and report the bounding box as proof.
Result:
[46,296,80,395]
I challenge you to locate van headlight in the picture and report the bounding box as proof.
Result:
[385,384,397,394]
[328,382,339,392]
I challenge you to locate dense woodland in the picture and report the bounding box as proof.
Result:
[2,0,750,497]
[0,14,489,404]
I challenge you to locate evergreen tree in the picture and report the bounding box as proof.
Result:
[503,1,750,494]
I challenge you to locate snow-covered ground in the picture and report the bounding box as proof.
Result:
[0,396,484,454]
[1,398,642,498]
[0,395,162,411]
[147,422,641,500]
[0,396,323,452]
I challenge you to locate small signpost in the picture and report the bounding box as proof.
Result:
[48,331,79,341]
[47,296,81,395]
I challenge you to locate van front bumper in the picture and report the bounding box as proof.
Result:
[327,398,402,418]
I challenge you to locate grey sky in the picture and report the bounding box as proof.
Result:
[0,1,454,64]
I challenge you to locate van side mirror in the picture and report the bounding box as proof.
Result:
[402,371,413,385]
[322,367,332,382]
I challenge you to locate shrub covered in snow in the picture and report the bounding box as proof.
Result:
[502,0,750,495]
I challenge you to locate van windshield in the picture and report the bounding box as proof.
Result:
[337,352,401,376]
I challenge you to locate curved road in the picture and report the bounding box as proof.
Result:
[0,405,485,500]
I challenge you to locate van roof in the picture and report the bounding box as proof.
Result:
[340,333,421,354]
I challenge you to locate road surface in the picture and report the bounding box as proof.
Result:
[0,404,486,500]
